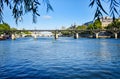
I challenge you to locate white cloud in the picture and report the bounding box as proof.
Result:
[42,15,52,19]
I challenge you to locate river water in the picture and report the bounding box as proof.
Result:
[0,37,120,79]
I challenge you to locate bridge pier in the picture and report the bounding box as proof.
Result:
[11,34,16,40]
[32,31,38,39]
[54,33,58,39]
[111,30,119,39]
[33,32,38,39]
[74,33,79,39]
[95,32,99,38]
[54,30,59,40]
[114,33,118,39]
[34,34,37,39]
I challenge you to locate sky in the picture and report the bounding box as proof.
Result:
[3,0,109,30]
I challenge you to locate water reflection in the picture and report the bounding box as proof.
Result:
[99,40,112,62]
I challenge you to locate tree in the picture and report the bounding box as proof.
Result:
[0,0,53,24]
[93,19,102,29]
[106,19,120,29]
[76,25,87,30]
[0,0,120,24]
[0,23,10,30]
[10,27,17,31]
[0,23,10,34]
[87,20,102,29]
[87,24,94,30]
[90,0,120,20]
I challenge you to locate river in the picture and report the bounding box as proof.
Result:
[0,37,120,79]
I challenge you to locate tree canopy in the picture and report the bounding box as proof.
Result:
[87,24,94,30]
[87,19,102,29]
[76,25,87,30]
[90,0,120,20]
[0,0,53,24]
[0,23,11,34]
[106,19,120,29]
[93,19,102,29]
[0,0,120,24]
[0,23,10,30]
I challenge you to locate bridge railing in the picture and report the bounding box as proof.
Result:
[0,29,120,33]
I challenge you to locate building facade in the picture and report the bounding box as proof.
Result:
[100,16,113,29]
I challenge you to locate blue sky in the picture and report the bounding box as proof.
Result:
[3,0,109,30]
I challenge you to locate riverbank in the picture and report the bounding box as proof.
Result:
[0,35,10,40]
[0,36,6,40]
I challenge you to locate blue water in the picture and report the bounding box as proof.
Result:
[0,37,120,79]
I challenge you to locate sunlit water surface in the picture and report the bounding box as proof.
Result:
[0,37,120,79]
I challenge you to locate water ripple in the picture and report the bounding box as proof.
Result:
[0,37,120,79]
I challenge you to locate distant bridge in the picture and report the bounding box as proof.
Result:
[15,29,120,39]
[1,29,120,32]
[0,29,120,39]
[9,29,120,32]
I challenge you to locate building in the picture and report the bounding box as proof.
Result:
[84,16,113,29]
[100,16,113,28]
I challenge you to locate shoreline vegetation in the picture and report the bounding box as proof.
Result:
[0,18,120,40]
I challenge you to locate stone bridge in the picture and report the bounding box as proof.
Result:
[1,29,120,39]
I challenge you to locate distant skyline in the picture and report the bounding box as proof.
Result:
[3,0,109,29]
